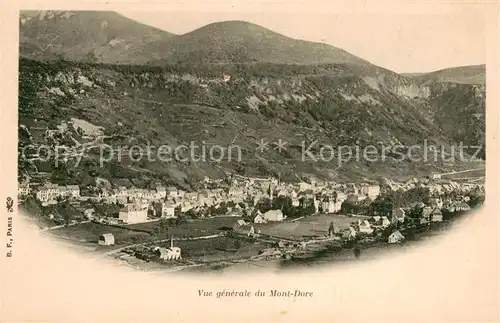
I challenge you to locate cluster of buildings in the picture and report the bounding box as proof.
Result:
[19,183,81,204]
[18,172,483,226]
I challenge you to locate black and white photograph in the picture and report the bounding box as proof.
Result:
[16,8,487,275]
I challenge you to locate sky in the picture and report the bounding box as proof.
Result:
[118,10,486,73]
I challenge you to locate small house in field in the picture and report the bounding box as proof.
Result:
[392,208,406,224]
[84,208,95,219]
[342,227,357,240]
[358,220,374,234]
[236,219,247,227]
[388,230,405,244]
[98,233,115,246]
[254,214,267,224]
[156,237,182,260]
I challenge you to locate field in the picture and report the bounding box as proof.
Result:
[49,222,150,245]
[253,214,369,240]
[156,236,270,262]
[124,216,241,238]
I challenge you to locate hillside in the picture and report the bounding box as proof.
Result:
[149,20,371,66]
[19,11,175,64]
[18,58,484,189]
[406,65,486,85]
[20,12,371,67]
[18,12,485,187]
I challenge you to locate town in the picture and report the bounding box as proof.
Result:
[17,169,484,271]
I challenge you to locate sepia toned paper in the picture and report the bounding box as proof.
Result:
[0,1,499,322]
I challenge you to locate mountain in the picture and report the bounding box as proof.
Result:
[403,65,486,159]
[149,20,371,66]
[404,65,486,85]
[18,58,484,188]
[20,12,371,67]
[19,11,175,64]
[17,12,485,187]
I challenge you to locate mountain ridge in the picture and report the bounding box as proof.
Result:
[17,12,486,187]
[20,11,372,67]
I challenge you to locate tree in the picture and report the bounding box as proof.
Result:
[328,221,335,237]
[63,212,71,226]
[354,246,361,259]
[234,240,241,249]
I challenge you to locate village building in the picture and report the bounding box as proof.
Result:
[248,226,255,237]
[84,208,96,219]
[321,198,342,214]
[428,196,444,209]
[346,183,359,194]
[236,219,247,227]
[35,183,60,202]
[360,185,381,199]
[392,208,406,224]
[18,183,30,197]
[253,213,267,224]
[454,202,471,212]
[342,227,357,240]
[154,202,176,219]
[263,209,285,222]
[156,238,182,260]
[380,216,391,227]
[421,207,433,223]
[167,187,179,198]
[388,231,405,244]
[155,186,167,199]
[358,220,374,234]
[98,233,115,246]
[119,203,148,224]
[430,208,443,222]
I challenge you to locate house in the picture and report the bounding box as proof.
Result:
[36,183,60,202]
[392,208,406,224]
[167,186,178,198]
[455,202,471,212]
[84,208,95,219]
[118,203,148,224]
[321,199,341,214]
[66,185,80,198]
[430,208,443,222]
[380,216,391,227]
[428,196,443,209]
[98,233,115,246]
[263,209,284,222]
[236,219,247,227]
[155,237,182,260]
[154,202,176,219]
[421,207,433,222]
[342,227,357,240]
[254,214,267,224]
[360,185,381,199]
[155,186,167,199]
[346,183,358,194]
[358,220,374,234]
[18,183,30,197]
[388,231,405,244]
[248,226,255,237]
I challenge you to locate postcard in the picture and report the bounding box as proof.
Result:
[0,1,498,322]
